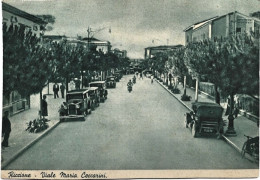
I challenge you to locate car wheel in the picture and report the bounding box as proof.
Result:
[191,121,197,138]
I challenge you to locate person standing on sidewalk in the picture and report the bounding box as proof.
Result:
[41,95,48,119]
[151,75,154,84]
[60,83,65,98]
[2,111,11,148]
[53,82,59,98]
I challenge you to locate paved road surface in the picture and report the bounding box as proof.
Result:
[5,75,258,170]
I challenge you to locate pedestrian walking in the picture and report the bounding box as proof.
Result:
[140,72,143,80]
[53,82,59,98]
[2,111,11,148]
[225,96,230,116]
[151,75,154,84]
[60,83,65,98]
[41,95,48,119]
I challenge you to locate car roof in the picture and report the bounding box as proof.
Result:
[89,81,105,84]
[192,102,223,109]
[88,87,99,90]
[67,89,89,94]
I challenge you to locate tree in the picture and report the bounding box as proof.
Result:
[3,23,54,117]
[250,11,260,19]
[36,15,56,31]
[50,41,84,92]
[184,34,259,135]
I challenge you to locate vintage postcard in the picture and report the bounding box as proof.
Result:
[1,0,259,179]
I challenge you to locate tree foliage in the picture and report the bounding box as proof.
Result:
[184,34,259,98]
[3,24,53,97]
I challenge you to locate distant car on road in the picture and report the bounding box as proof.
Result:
[113,73,120,82]
[143,70,153,78]
[59,89,91,122]
[106,76,116,88]
[89,81,108,102]
[184,102,224,138]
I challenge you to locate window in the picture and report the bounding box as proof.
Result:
[186,36,189,43]
[236,28,241,33]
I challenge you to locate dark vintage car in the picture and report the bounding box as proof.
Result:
[113,73,120,82]
[89,81,108,102]
[88,87,100,109]
[59,89,92,122]
[184,102,224,138]
[106,76,116,88]
[115,70,123,79]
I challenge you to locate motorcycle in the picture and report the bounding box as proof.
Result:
[128,85,132,93]
[133,76,136,84]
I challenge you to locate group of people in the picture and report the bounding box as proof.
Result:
[53,82,66,99]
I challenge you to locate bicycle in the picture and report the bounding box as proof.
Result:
[241,135,259,163]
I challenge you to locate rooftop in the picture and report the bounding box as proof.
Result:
[145,45,183,50]
[2,2,47,25]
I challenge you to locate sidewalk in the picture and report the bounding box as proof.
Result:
[1,83,65,169]
[155,79,259,154]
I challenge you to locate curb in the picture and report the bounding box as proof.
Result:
[2,121,60,169]
[221,135,241,153]
[155,79,242,154]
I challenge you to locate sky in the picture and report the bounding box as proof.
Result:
[3,0,260,58]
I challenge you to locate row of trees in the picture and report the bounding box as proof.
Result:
[144,34,259,134]
[3,23,130,114]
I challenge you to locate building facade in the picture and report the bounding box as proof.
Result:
[2,2,47,116]
[184,11,260,45]
[144,45,183,59]
[2,2,47,37]
[111,48,127,58]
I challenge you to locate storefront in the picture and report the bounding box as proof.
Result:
[3,91,30,116]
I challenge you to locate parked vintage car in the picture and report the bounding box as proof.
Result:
[59,89,92,122]
[115,70,123,79]
[88,87,100,109]
[106,76,116,88]
[89,81,108,102]
[184,102,224,138]
[113,73,120,82]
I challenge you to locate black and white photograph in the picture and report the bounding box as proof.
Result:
[1,0,259,179]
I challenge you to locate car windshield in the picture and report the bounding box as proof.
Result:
[108,78,115,81]
[67,94,83,100]
[90,84,103,88]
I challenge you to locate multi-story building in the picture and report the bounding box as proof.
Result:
[82,37,111,53]
[111,48,127,58]
[2,2,47,37]
[2,2,47,116]
[144,45,183,59]
[184,11,260,45]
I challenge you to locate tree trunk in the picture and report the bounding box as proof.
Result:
[195,78,199,102]
[66,77,69,92]
[47,80,50,94]
[214,85,220,105]
[81,70,84,88]
[166,73,168,86]
[40,90,42,119]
